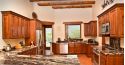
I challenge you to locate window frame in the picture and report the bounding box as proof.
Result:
[64,22,82,39]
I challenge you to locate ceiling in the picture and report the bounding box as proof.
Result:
[30,0,95,9]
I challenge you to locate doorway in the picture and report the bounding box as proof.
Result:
[44,25,53,50]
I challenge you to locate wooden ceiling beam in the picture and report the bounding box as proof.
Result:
[37,1,95,6]
[30,0,76,2]
[52,5,92,9]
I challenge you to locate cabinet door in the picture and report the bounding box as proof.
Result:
[106,55,115,65]
[86,44,93,57]
[2,12,12,39]
[91,21,97,36]
[68,43,75,54]
[21,18,25,38]
[24,19,30,38]
[75,43,82,54]
[109,8,118,37]
[117,7,124,37]
[98,17,102,36]
[18,17,22,38]
[115,55,124,65]
[100,53,106,65]
[84,23,89,36]
[81,44,87,54]
[11,15,18,38]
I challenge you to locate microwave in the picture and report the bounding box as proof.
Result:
[101,23,110,35]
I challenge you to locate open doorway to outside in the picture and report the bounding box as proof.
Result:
[44,25,53,50]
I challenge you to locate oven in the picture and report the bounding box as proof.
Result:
[92,48,100,65]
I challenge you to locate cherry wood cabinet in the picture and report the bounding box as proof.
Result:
[84,20,97,37]
[109,6,124,37]
[25,19,43,46]
[84,23,90,36]
[100,53,124,65]
[18,47,43,55]
[100,53,106,65]
[68,42,75,54]
[81,43,87,54]
[86,44,94,57]
[52,43,60,54]
[75,43,83,54]
[68,42,87,54]
[1,11,30,39]
[98,3,124,37]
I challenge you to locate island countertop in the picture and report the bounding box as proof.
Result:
[0,52,80,65]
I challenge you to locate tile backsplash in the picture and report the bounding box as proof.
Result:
[105,37,124,48]
[3,39,25,47]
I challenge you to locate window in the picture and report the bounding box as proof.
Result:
[64,22,82,39]
[67,25,80,39]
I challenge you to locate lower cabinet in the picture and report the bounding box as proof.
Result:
[86,44,93,57]
[52,42,88,54]
[75,43,83,54]
[68,43,75,54]
[100,53,124,65]
[18,47,43,55]
[52,43,60,54]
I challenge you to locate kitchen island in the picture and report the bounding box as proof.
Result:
[0,47,80,65]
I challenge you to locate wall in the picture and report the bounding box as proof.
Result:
[92,0,124,47]
[53,8,93,42]
[33,5,94,42]
[33,6,55,21]
[0,0,33,49]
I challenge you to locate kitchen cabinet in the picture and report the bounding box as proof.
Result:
[100,53,106,65]
[75,42,83,54]
[109,6,124,37]
[68,42,75,54]
[81,43,87,54]
[84,20,97,37]
[84,23,90,36]
[25,19,43,46]
[100,53,124,65]
[1,11,30,39]
[18,47,43,55]
[53,42,87,54]
[52,43,60,54]
[86,44,93,57]
[98,3,124,37]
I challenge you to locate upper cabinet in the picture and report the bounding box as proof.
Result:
[25,19,43,46]
[1,11,30,39]
[84,20,97,37]
[98,3,124,37]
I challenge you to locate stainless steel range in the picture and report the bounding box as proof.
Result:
[92,47,101,65]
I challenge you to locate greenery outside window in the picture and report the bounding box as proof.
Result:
[64,22,82,40]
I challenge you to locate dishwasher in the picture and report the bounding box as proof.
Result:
[60,43,68,54]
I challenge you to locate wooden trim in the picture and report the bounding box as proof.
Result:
[1,11,30,20]
[37,1,95,6]
[52,5,92,9]
[42,21,54,25]
[63,21,83,25]
[43,25,53,49]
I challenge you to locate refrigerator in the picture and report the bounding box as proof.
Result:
[36,30,43,55]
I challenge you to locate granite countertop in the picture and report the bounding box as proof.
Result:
[93,46,124,55]
[0,52,80,65]
[8,46,37,54]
